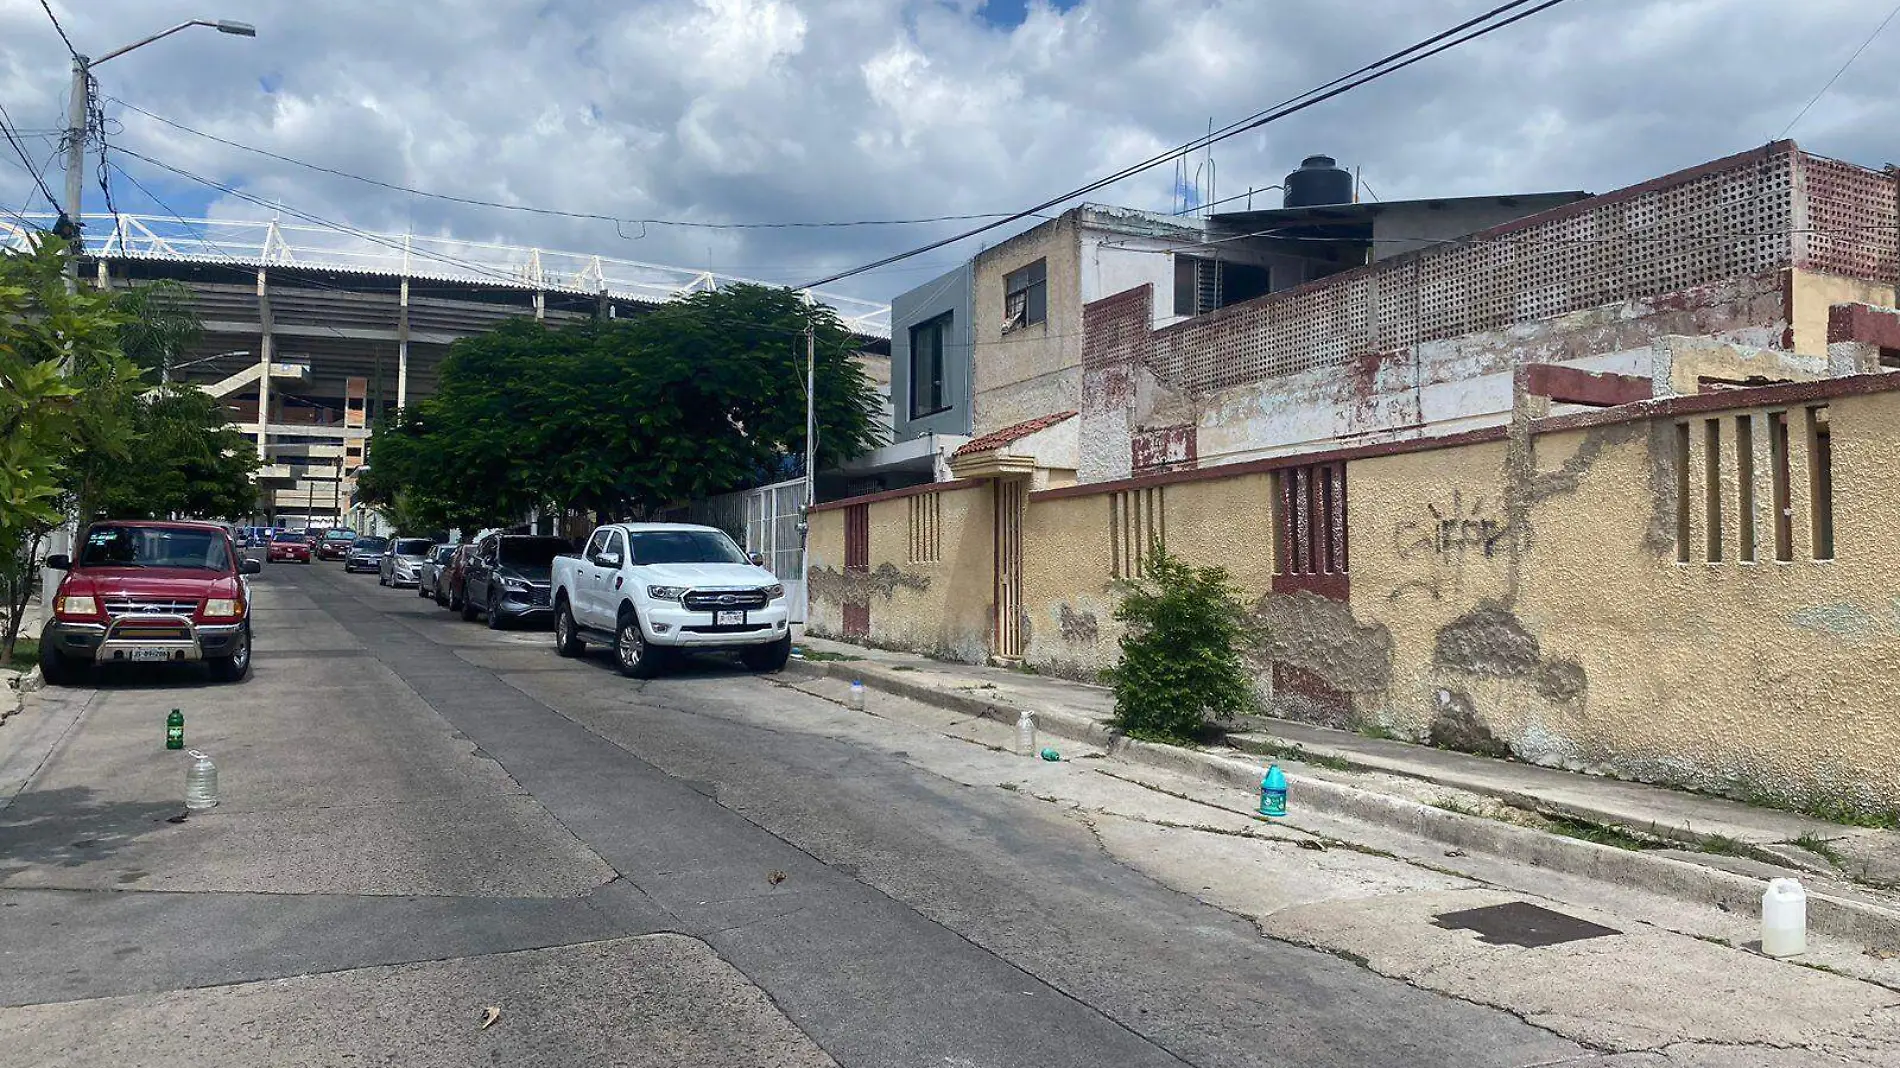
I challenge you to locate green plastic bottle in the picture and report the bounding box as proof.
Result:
[166,709,184,750]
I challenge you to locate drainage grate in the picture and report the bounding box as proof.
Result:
[1430,901,1620,948]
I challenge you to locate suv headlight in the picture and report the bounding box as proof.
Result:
[763,584,784,600]
[646,585,687,601]
[501,576,529,592]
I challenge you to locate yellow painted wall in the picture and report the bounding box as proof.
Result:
[1790,269,1899,355]
[1019,492,1120,679]
[804,486,993,662]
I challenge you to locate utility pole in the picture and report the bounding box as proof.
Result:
[61,55,87,285]
[804,320,817,512]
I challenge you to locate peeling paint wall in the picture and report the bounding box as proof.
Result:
[806,484,994,662]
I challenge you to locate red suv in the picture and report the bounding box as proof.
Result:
[40,520,262,685]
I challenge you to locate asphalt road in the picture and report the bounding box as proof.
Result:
[0,555,1602,1067]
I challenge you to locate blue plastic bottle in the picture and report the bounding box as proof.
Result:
[1259,763,1288,818]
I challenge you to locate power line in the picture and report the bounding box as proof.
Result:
[37,0,78,59]
[800,0,1574,288]
[0,100,61,211]
[1779,0,1900,137]
[106,97,1039,233]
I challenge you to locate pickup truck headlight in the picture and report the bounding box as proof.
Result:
[202,598,240,620]
[56,594,98,618]
[646,585,687,601]
[763,584,785,600]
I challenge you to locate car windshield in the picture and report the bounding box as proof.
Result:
[324,530,356,542]
[272,532,305,543]
[432,546,456,563]
[496,537,572,568]
[627,530,747,565]
[353,537,389,553]
[394,539,433,556]
[81,526,232,571]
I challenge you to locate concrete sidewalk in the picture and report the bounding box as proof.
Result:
[789,632,1900,953]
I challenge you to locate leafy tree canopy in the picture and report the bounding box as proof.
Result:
[362,284,883,531]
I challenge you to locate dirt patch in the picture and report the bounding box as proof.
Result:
[806,563,931,604]
[1434,603,1542,678]
[1429,688,1513,759]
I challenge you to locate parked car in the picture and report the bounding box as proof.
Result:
[343,536,389,573]
[549,523,789,677]
[268,529,313,563]
[416,544,457,599]
[460,533,572,628]
[316,528,358,560]
[379,538,434,588]
[39,520,262,684]
[435,543,474,611]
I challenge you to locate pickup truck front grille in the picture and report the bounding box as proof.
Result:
[682,589,768,612]
[104,597,200,616]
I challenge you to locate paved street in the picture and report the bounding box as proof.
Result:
[3,557,1897,1067]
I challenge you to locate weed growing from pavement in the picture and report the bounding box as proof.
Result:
[1537,813,1664,852]
[1696,834,1752,858]
[1104,546,1255,745]
[796,649,864,663]
[1355,723,1406,742]
[1792,833,1847,868]
[0,636,37,667]
[1244,739,1356,773]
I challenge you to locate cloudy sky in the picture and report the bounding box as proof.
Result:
[1,0,1895,306]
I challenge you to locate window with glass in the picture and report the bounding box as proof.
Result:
[1003,259,1046,332]
[82,526,232,571]
[626,530,747,566]
[910,311,951,418]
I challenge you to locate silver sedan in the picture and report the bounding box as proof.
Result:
[415,543,457,599]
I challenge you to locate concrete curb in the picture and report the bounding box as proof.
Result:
[1,665,40,725]
[788,655,1900,950]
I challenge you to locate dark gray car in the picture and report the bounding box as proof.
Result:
[343,536,388,573]
[379,537,435,588]
[416,543,456,599]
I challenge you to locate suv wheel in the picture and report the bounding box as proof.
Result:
[486,603,507,630]
[615,613,662,679]
[37,628,88,687]
[740,634,792,673]
[554,601,584,658]
[461,594,481,623]
[207,625,252,683]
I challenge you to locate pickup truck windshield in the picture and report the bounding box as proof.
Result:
[498,537,572,568]
[393,539,433,556]
[627,531,747,565]
[81,526,232,571]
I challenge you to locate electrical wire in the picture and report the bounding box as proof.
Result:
[107,97,1038,232]
[1779,0,1900,137]
[37,0,78,59]
[799,0,1575,288]
[0,100,61,211]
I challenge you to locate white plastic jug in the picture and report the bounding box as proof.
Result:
[1761,877,1807,958]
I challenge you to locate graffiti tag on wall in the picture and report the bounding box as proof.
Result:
[1395,490,1513,561]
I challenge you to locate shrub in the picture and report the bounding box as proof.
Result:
[1104,546,1255,744]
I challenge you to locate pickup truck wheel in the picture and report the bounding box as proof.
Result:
[554,603,584,657]
[740,634,793,673]
[206,625,252,683]
[615,614,662,679]
[37,628,88,687]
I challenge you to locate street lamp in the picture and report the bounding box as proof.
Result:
[63,19,257,254]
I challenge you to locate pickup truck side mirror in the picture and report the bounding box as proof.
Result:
[748,551,766,567]
[594,550,622,569]
[45,554,70,571]
[240,558,263,575]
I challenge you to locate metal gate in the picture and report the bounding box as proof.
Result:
[741,478,810,624]
[993,478,1027,660]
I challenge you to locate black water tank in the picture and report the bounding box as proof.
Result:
[1283,154,1353,208]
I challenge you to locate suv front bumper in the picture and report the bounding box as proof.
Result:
[46,616,245,664]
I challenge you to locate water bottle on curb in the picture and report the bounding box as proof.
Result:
[165,709,184,750]
[1016,710,1037,756]
[1259,763,1288,818]
[847,680,865,712]
[185,750,219,811]
[1761,878,1807,957]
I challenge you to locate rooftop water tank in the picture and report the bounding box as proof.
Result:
[1283,155,1353,208]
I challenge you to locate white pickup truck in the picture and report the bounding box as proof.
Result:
[549,522,792,677]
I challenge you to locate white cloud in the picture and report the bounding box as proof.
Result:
[1,0,1895,302]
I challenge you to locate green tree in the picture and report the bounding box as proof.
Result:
[361,284,882,528]
[1104,546,1258,744]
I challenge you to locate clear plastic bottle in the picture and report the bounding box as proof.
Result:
[1016,710,1037,756]
[185,750,219,811]
[847,680,865,712]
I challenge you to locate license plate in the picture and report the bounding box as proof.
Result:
[716,610,743,626]
[125,647,174,662]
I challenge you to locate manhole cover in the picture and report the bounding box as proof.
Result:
[1431,901,1620,947]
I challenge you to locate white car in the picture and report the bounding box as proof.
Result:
[549,523,790,678]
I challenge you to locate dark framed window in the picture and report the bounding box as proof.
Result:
[910,311,951,418]
[1174,255,1269,317]
[1003,259,1047,332]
